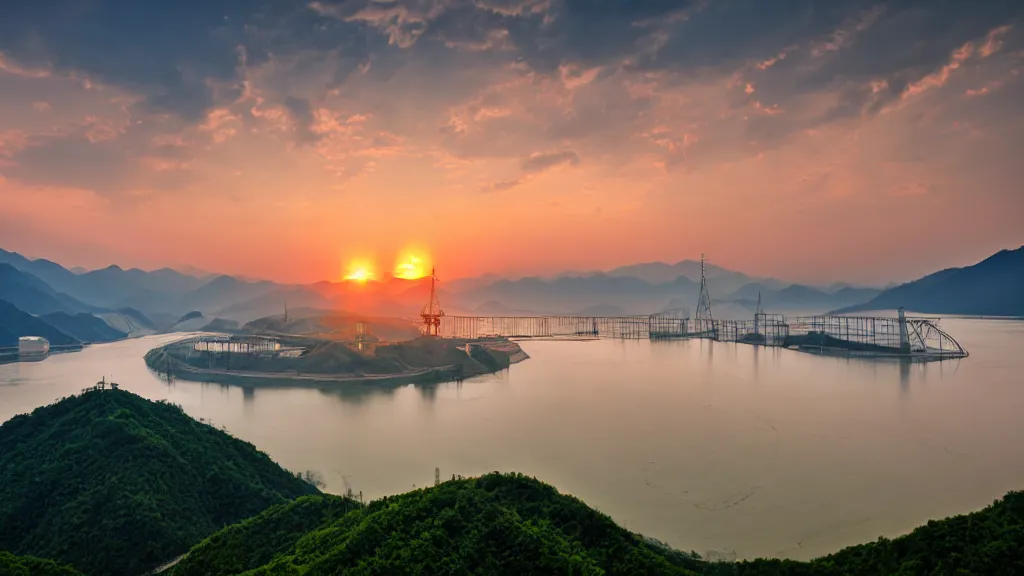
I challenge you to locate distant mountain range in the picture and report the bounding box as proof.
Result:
[2,245,1021,339]
[453,275,699,316]
[449,273,881,318]
[834,246,1024,316]
[0,249,283,322]
[0,264,93,316]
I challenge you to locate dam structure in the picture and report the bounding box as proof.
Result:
[427,260,968,362]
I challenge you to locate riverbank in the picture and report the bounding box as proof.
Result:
[143,335,528,389]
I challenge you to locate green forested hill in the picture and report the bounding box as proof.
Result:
[170,495,362,576]
[712,492,1024,575]
[173,473,706,576]
[0,551,82,576]
[173,475,1024,576]
[0,389,319,576]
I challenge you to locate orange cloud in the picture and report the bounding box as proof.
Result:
[0,53,51,79]
[902,42,974,99]
[978,25,1013,58]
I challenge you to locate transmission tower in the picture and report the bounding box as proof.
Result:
[421,267,444,336]
[695,254,714,321]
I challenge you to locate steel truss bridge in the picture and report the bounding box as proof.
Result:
[436,309,968,361]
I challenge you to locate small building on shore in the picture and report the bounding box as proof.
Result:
[19,336,50,356]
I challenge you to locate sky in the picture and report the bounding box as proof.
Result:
[1,0,1022,285]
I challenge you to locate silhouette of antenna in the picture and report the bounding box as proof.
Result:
[695,254,714,321]
[420,267,444,336]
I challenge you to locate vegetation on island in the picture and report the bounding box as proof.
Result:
[145,335,517,385]
[0,388,319,576]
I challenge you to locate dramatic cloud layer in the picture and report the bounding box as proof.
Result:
[1,0,1022,283]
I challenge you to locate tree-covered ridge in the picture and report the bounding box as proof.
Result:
[174,475,1024,576]
[0,389,320,576]
[0,551,82,576]
[171,495,361,576]
[706,491,1024,575]
[173,473,705,576]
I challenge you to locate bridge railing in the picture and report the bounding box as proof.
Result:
[434,312,966,360]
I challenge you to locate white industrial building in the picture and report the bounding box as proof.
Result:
[19,336,50,356]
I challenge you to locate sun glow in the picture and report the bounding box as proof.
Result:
[393,248,430,280]
[343,259,377,282]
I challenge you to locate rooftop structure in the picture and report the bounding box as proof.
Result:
[19,336,50,356]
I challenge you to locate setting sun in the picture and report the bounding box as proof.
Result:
[393,248,431,280]
[343,259,377,282]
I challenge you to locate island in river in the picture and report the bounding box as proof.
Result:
[144,334,528,388]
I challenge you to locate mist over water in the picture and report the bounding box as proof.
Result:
[2,318,1023,560]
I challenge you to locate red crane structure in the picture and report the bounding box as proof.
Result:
[420,267,444,336]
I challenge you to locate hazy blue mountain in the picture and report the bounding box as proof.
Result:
[171,264,215,279]
[458,274,699,315]
[0,250,81,296]
[201,318,240,332]
[472,301,539,316]
[129,267,208,296]
[444,273,504,294]
[822,282,881,293]
[607,259,727,282]
[70,266,176,312]
[449,260,790,314]
[774,284,835,305]
[730,282,769,301]
[95,308,159,337]
[0,264,66,315]
[216,286,334,322]
[834,246,1024,316]
[178,275,278,315]
[724,281,881,312]
[572,303,627,316]
[39,312,126,343]
[0,249,220,316]
[177,311,204,324]
[0,264,93,315]
[0,300,79,347]
[61,266,208,314]
[831,286,883,304]
[170,311,208,332]
[117,307,158,331]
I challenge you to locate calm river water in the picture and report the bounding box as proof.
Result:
[2,317,1023,561]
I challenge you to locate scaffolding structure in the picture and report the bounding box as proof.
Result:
[421,268,444,336]
[435,309,965,361]
[785,312,967,359]
[192,335,281,354]
[424,263,966,362]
